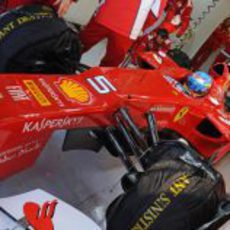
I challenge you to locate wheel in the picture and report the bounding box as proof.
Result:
[106,140,226,230]
[0,4,82,74]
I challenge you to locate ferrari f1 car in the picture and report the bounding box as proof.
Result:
[1,62,230,179]
[1,4,230,230]
[0,3,230,177]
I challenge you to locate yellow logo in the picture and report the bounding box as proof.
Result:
[23,80,51,107]
[58,79,90,103]
[173,107,189,122]
[131,173,190,230]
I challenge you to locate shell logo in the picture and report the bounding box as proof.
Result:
[58,79,90,103]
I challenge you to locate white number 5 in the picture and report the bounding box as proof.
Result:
[87,76,117,94]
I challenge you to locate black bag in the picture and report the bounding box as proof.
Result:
[0,4,81,74]
[106,141,226,230]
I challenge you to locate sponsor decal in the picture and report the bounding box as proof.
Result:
[87,76,117,94]
[164,75,188,96]
[56,78,90,103]
[23,117,83,133]
[131,174,190,230]
[173,107,189,122]
[39,78,65,107]
[6,85,30,102]
[151,105,175,113]
[0,141,40,164]
[24,80,51,107]
[24,200,57,230]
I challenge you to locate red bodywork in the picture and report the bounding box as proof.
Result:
[136,51,179,70]
[0,65,230,180]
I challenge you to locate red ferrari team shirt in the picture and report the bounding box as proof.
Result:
[95,0,168,40]
[160,0,193,36]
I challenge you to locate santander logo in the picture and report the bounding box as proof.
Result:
[23,200,57,230]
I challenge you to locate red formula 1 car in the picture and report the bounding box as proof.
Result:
[0,60,230,180]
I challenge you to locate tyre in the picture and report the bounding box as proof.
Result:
[106,141,226,230]
[0,5,82,74]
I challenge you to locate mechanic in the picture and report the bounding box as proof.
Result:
[0,0,74,16]
[192,17,230,69]
[131,28,171,65]
[137,28,171,53]
[159,0,193,37]
[79,0,168,66]
[183,71,213,97]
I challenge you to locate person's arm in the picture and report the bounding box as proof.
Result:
[150,0,168,18]
[41,0,77,16]
[55,0,76,16]
[176,6,192,37]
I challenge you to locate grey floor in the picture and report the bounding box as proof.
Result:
[0,131,125,227]
[0,45,230,229]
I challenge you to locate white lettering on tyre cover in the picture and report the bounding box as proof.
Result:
[23,117,83,133]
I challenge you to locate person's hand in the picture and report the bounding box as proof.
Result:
[54,0,75,17]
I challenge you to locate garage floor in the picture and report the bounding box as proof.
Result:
[0,131,125,228]
[0,44,230,229]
